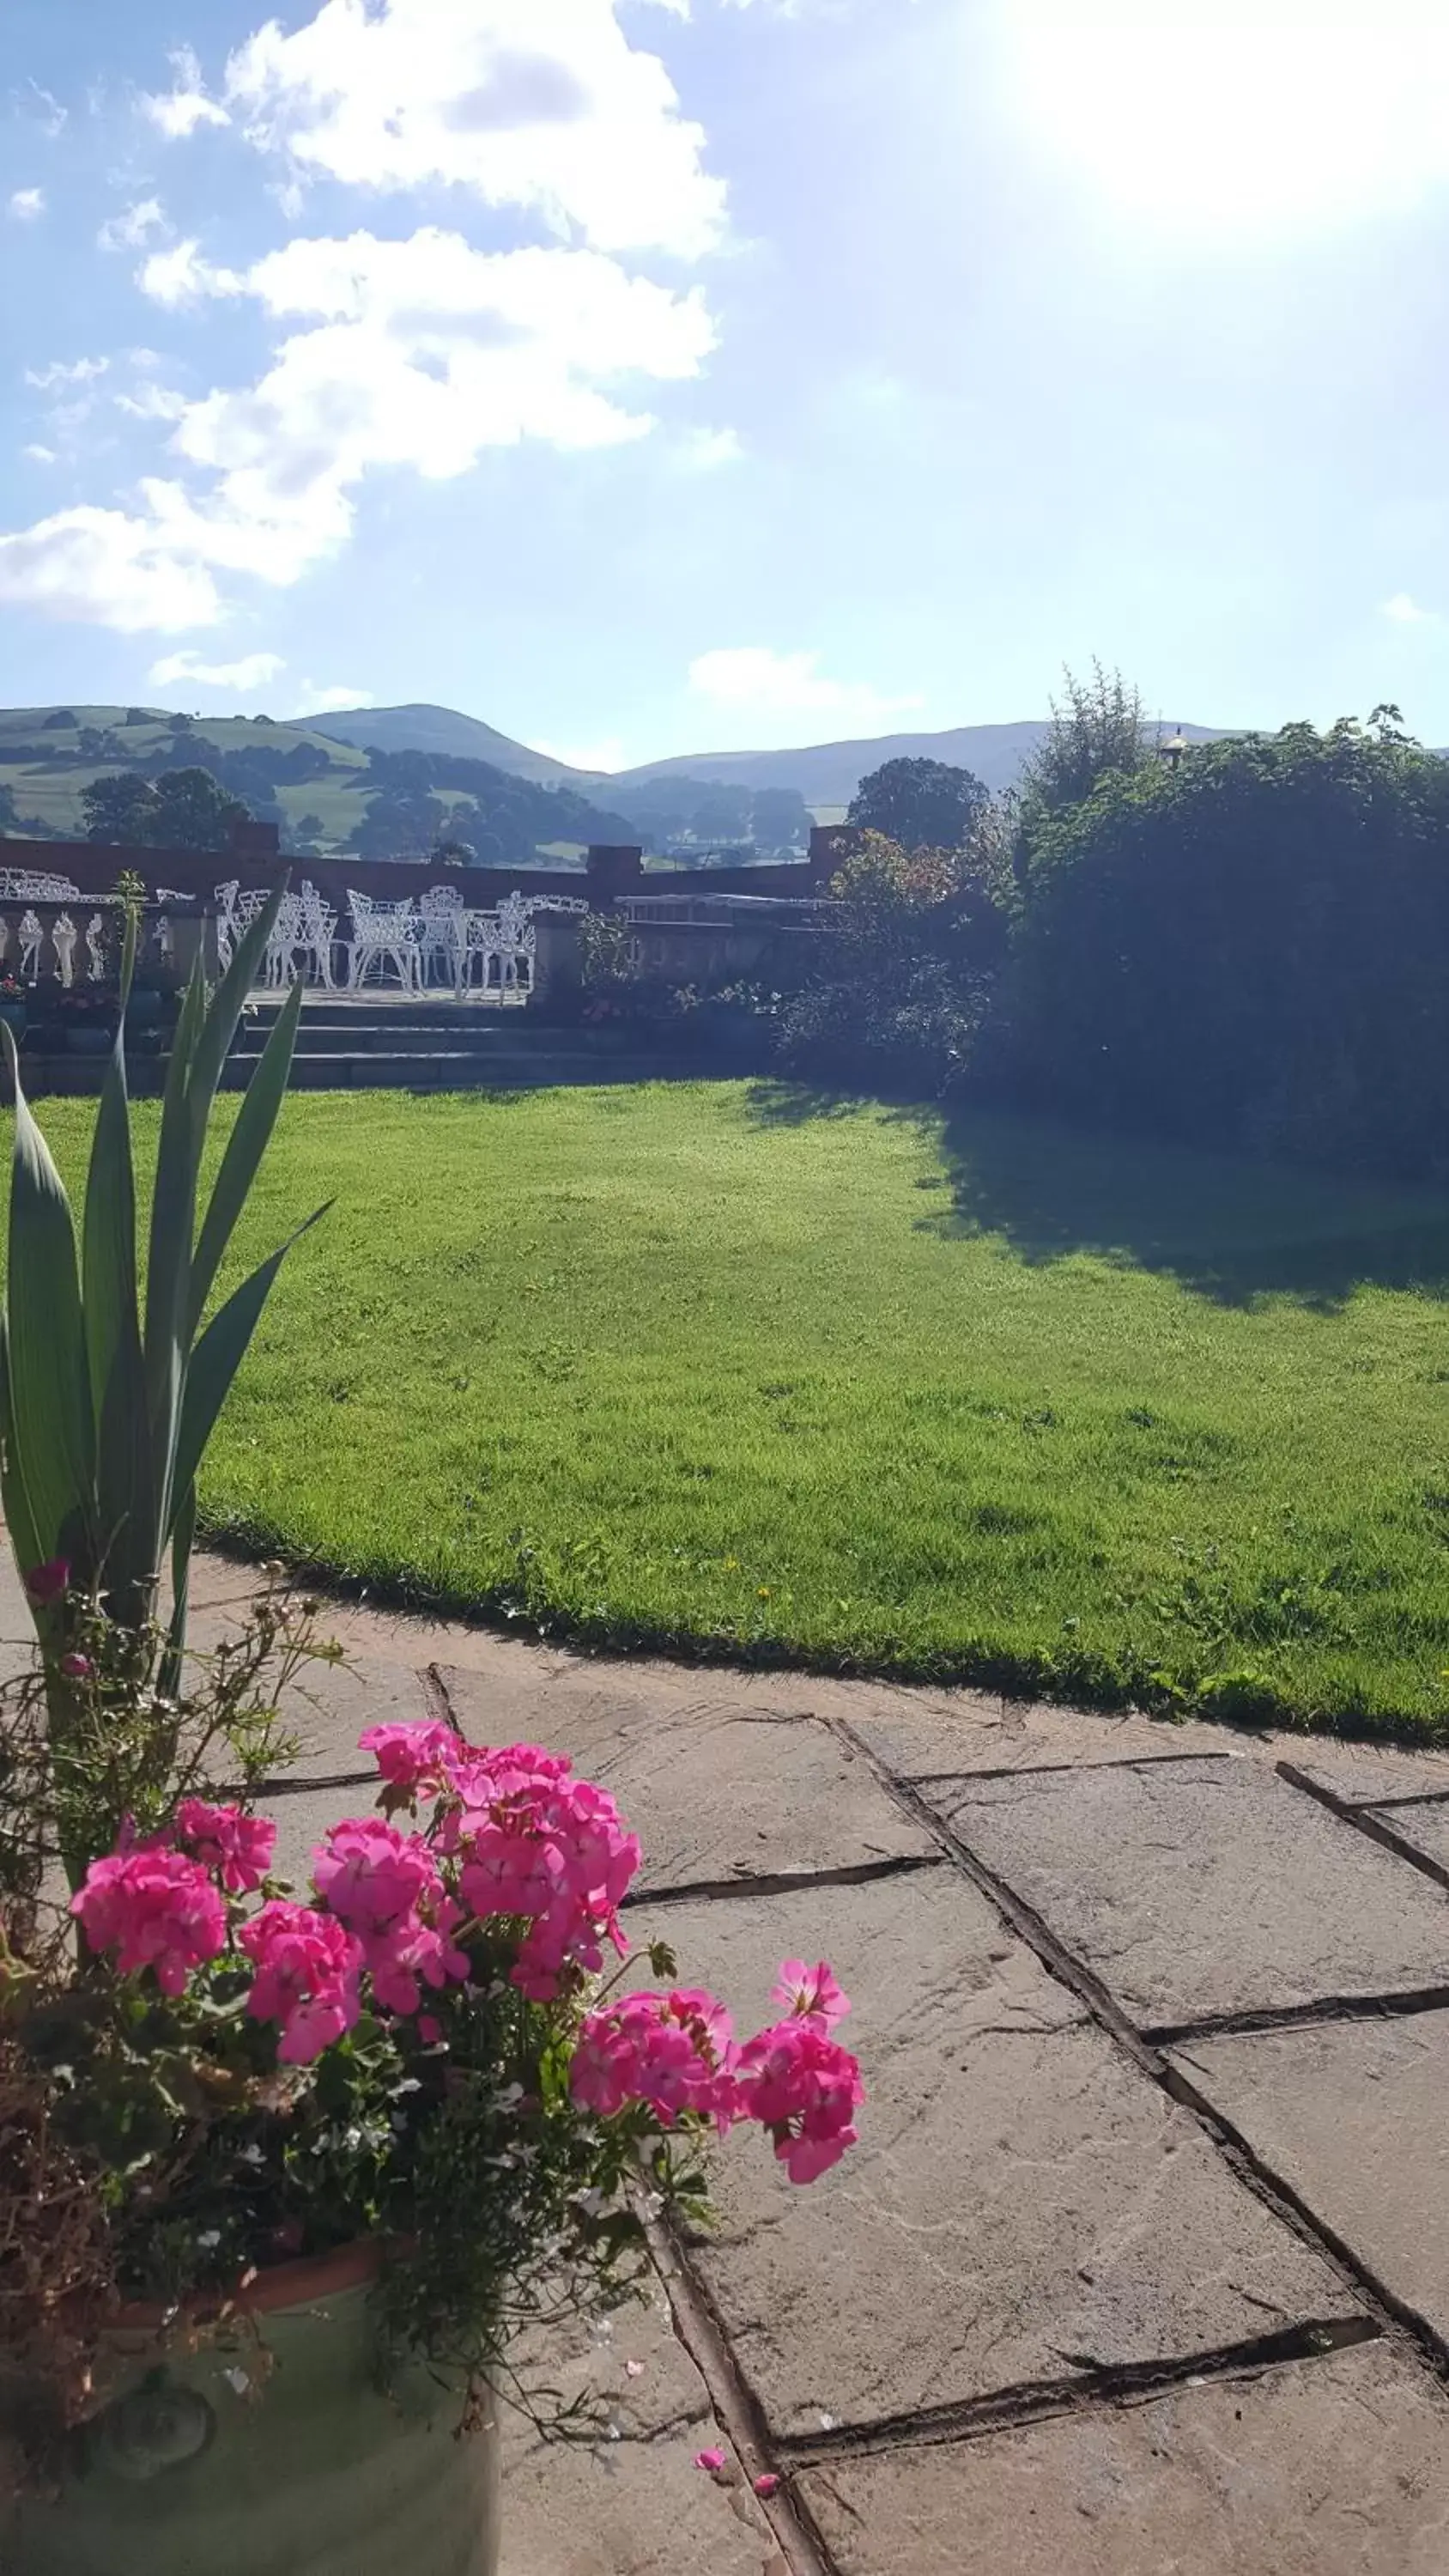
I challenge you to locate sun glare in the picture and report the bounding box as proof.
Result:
[1003,0,1449,239]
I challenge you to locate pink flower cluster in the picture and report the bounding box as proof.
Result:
[68,1723,864,2184]
[240,1902,362,2063]
[311,1818,468,2016]
[71,1846,227,1997]
[436,1741,641,2002]
[571,1988,741,2132]
[572,1956,863,2184]
[174,1799,276,1895]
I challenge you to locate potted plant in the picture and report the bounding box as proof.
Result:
[0,904,863,2574]
[0,971,26,1040]
[52,986,119,1056]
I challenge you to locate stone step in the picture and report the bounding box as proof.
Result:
[218,1050,682,1091]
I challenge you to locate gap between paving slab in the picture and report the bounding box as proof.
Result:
[793,2341,1449,2576]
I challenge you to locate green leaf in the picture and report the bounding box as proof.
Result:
[160,1481,197,1700]
[171,1202,330,1511]
[82,987,155,1612]
[0,1313,43,1588]
[2,1030,94,1571]
[190,975,304,1330]
[188,883,288,1129]
[142,962,207,1552]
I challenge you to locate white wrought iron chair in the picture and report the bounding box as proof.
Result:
[0,869,80,902]
[293,881,337,987]
[345,891,421,992]
[494,891,537,1003]
[51,914,77,988]
[460,907,502,997]
[213,880,240,972]
[418,884,465,991]
[17,912,42,981]
[263,893,306,988]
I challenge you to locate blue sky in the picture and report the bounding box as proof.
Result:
[2,0,1448,769]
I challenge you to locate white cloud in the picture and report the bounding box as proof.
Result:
[1381,592,1440,626]
[221,0,724,256]
[139,240,248,306]
[5,6,724,635]
[149,648,287,690]
[118,227,712,608]
[143,45,231,138]
[25,356,110,392]
[0,507,221,632]
[675,423,743,471]
[293,681,373,715]
[688,646,923,731]
[98,197,169,252]
[15,81,67,138]
[9,188,45,222]
[23,444,57,465]
[114,382,190,422]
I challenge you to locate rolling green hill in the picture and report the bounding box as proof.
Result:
[0,705,631,861]
[300,701,591,787]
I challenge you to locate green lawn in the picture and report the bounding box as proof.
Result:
[26,1081,1449,1736]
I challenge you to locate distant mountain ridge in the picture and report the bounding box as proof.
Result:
[299,702,591,788]
[302,703,1229,811]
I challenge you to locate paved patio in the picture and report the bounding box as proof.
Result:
[39,1551,1449,2571]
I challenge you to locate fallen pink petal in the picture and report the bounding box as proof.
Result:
[694,2446,727,2474]
[753,2473,781,2497]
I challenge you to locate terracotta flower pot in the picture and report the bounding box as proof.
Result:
[5,2243,500,2576]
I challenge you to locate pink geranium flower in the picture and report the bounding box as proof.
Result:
[175,1799,276,1895]
[358,1720,461,1803]
[26,1558,70,1606]
[571,1989,741,2132]
[240,1900,363,2063]
[442,1751,640,2002]
[312,1819,470,2018]
[771,1959,851,2028]
[736,2018,864,2184]
[71,1846,227,1996]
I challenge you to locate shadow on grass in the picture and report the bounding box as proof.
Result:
[746,1080,1449,1310]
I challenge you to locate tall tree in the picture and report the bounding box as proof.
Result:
[750,787,810,854]
[82,772,161,844]
[847,756,989,852]
[82,766,250,851]
[1017,661,1152,838]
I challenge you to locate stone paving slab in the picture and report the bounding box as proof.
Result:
[1294,1748,1449,1807]
[797,2341,1449,2574]
[832,1692,1239,1783]
[1361,1797,1449,1875]
[439,1666,933,1892]
[499,2288,783,2576]
[636,1872,1359,2439]
[1172,2010,1449,2349]
[919,1756,1449,2032]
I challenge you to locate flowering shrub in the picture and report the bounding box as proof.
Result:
[3,1637,862,2481]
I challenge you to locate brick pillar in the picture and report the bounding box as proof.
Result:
[228,815,282,861]
[807,823,863,887]
[585,844,644,906]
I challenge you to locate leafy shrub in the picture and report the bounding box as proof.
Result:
[1004,713,1449,1176]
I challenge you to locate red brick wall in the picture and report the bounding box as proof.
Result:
[0,832,840,914]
